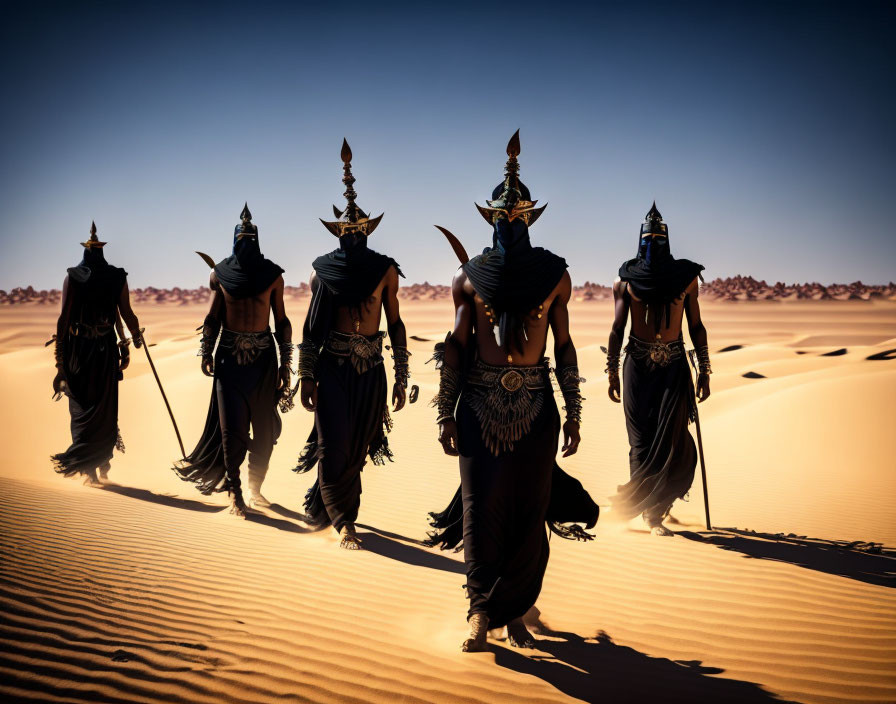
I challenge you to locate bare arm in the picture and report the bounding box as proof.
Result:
[606,278,629,403]
[299,271,320,411]
[199,273,225,377]
[117,281,141,344]
[550,271,576,369]
[550,271,581,456]
[684,278,711,401]
[383,265,406,348]
[683,278,707,348]
[51,276,73,395]
[382,265,409,411]
[270,276,293,395]
[436,270,474,456]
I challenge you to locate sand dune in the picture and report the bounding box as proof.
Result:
[1,300,895,703]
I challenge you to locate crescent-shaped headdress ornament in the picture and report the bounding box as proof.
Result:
[319,139,383,237]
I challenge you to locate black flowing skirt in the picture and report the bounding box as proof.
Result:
[295,352,392,531]
[455,387,560,628]
[173,339,280,494]
[51,333,121,477]
[612,352,697,520]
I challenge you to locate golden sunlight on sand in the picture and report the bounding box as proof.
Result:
[1,299,894,703]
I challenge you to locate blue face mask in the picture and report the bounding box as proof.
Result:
[494,217,530,251]
[639,235,670,266]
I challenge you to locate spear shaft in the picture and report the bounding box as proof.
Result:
[139,329,186,459]
[688,349,712,530]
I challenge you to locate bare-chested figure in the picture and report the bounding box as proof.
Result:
[429,132,597,653]
[295,140,409,550]
[174,204,292,517]
[606,202,711,536]
[51,222,142,485]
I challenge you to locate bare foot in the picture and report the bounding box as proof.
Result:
[462,613,489,652]
[506,618,536,648]
[248,492,272,509]
[98,462,111,481]
[229,493,248,519]
[339,524,362,550]
[83,470,103,488]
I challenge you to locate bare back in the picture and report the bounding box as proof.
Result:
[625,279,696,342]
[210,271,282,332]
[463,271,568,366]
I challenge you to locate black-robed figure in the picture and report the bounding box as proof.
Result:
[605,203,711,536]
[51,222,142,485]
[429,131,598,652]
[295,139,409,550]
[174,204,292,517]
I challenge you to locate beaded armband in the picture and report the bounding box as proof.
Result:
[557,364,585,425]
[391,345,411,388]
[432,364,461,423]
[297,339,320,381]
[695,345,712,375]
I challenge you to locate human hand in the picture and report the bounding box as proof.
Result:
[201,355,214,377]
[438,418,459,456]
[561,419,581,457]
[696,373,711,402]
[607,374,621,403]
[300,379,318,411]
[392,383,407,412]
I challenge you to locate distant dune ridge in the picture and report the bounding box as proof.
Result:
[2,276,895,305]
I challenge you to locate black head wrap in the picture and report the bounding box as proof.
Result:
[213,204,284,299]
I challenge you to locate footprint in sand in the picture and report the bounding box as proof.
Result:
[742,371,766,379]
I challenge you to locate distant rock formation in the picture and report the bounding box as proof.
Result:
[1,278,894,305]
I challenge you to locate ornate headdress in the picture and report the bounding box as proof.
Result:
[319,139,383,237]
[475,130,547,227]
[81,221,107,249]
[234,202,259,239]
[640,201,668,236]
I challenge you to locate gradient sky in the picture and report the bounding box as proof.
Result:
[2,0,894,289]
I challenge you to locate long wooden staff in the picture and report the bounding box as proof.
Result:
[687,349,712,530]
[139,327,186,459]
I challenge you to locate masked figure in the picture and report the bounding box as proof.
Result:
[174,204,292,517]
[51,222,142,485]
[606,203,711,535]
[295,139,409,550]
[428,131,598,652]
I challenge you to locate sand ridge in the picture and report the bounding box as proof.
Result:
[1,300,894,703]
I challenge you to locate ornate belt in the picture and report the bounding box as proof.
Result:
[218,328,272,366]
[324,330,385,374]
[625,335,684,368]
[464,359,550,456]
[69,321,114,338]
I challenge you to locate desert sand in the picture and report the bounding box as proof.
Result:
[1,296,894,703]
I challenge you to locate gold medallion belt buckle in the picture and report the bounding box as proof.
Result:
[500,369,524,392]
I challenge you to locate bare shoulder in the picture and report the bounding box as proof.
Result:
[687,276,700,295]
[308,269,318,289]
[553,270,572,301]
[209,271,219,291]
[612,276,628,297]
[383,263,400,289]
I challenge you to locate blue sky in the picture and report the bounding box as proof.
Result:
[1,0,894,289]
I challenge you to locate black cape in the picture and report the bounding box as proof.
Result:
[307,247,402,345]
[463,240,567,351]
[214,238,284,299]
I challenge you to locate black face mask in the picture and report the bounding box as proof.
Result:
[494,217,530,252]
[81,247,107,268]
[232,234,263,267]
[339,232,367,255]
[639,235,671,266]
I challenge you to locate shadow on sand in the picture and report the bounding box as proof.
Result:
[677,527,895,588]
[356,524,465,574]
[494,624,796,704]
[101,484,224,513]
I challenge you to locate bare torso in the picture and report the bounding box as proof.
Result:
[329,275,389,335]
[211,271,279,332]
[625,280,694,342]
[465,276,563,366]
